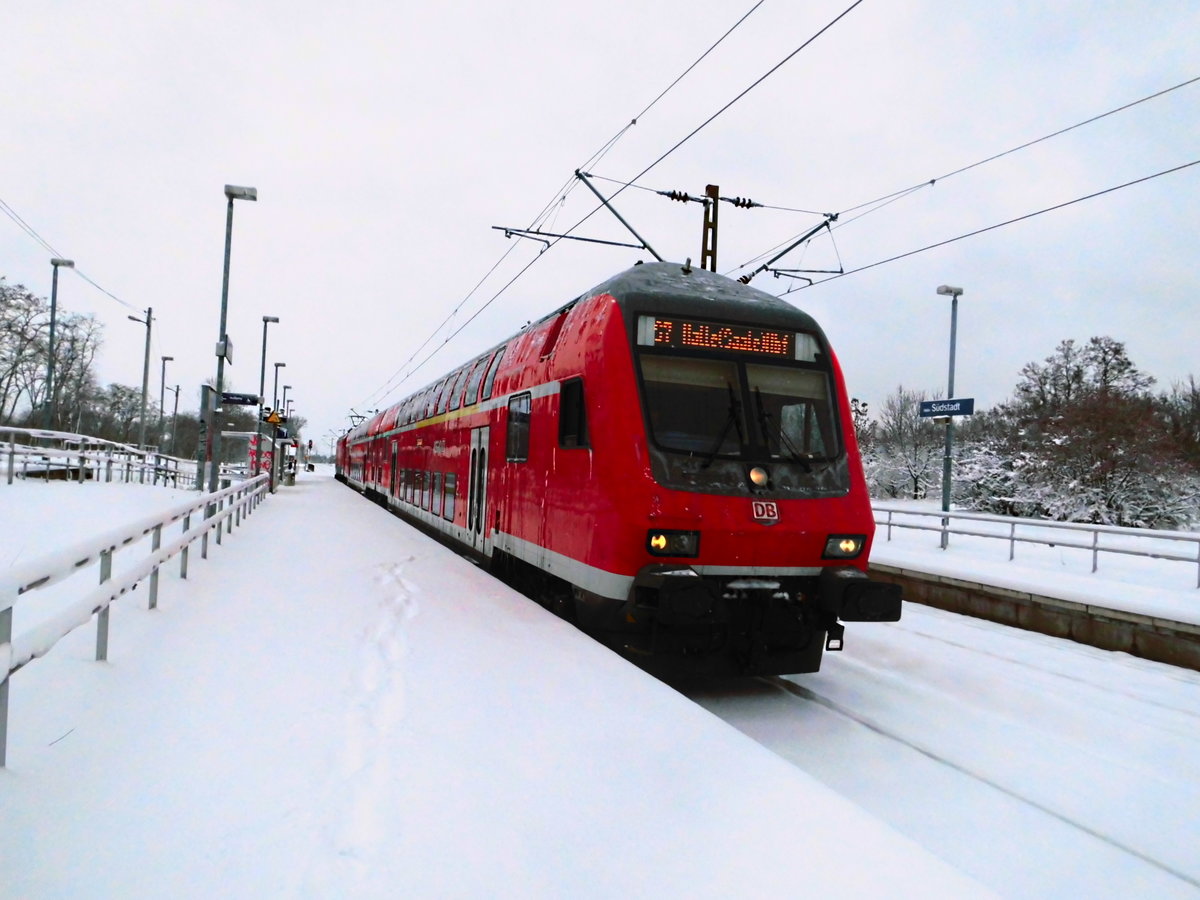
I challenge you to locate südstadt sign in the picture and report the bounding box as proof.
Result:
[221,392,260,406]
[919,397,975,418]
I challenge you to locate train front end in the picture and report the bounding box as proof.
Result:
[582,264,901,676]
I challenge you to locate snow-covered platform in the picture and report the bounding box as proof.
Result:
[0,473,986,897]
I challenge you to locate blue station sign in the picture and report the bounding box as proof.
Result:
[919,397,975,418]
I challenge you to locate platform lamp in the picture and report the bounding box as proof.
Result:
[44,258,75,428]
[127,308,153,450]
[936,284,964,550]
[207,183,258,497]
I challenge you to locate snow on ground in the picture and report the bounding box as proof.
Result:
[0,473,986,898]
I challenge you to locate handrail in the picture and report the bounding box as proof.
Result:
[2,425,198,486]
[0,473,270,766]
[872,502,1200,588]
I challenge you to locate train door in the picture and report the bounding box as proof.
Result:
[390,443,398,501]
[467,426,490,555]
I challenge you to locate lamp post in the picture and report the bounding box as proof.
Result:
[936,284,964,550]
[164,384,180,454]
[272,362,286,412]
[44,258,75,429]
[207,183,258,496]
[256,316,279,477]
[282,384,291,414]
[127,307,153,450]
[159,355,174,441]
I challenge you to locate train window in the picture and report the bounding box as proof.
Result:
[421,471,432,510]
[482,346,506,400]
[558,377,588,448]
[506,392,531,462]
[744,363,839,459]
[640,355,744,456]
[447,365,470,412]
[444,473,456,521]
[539,311,568,359]
[463,354,489,406]
[432,472,443,517]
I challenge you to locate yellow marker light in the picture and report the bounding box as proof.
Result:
[650,534,668,551]
[823,534,866,559]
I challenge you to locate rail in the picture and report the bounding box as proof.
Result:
[872,503,1200,588]
[0,473,270,766]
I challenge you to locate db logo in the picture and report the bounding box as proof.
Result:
[751,500,779,524]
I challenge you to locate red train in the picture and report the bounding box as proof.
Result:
[336,261,900,675]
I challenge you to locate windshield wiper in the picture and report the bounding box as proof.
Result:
[700,383,745,468]
[754,387,811,472]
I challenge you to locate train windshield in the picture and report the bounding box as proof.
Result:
[639,354,840,462]
[640,356,744,456]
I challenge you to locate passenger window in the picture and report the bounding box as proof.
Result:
[506,392,531,462]
[464,354,489,406]
[448,365,470,412]
[444,473,457,521]
[482,346,506,400]
[558,378,588,448]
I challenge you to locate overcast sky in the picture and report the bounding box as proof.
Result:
[4,0,1197,450]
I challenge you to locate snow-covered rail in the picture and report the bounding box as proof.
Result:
[0,473,270,766]
[873,503,1200,588]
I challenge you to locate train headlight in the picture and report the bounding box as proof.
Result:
[823,534,865,559]
[646,530,701,557]
[749,466,770,487]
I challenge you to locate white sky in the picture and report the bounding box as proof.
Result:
[3,1,1198,447]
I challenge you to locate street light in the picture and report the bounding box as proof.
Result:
[44,258,75,429]
[159,355,174,441]
[282,384,292,413]
[272,362,286,412]
[127,307,153,449]
[207,183,258,496]
[164,384,180,454]
[936,284,965,550]
[256,316,279,476]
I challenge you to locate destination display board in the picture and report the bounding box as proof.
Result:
[637,314,808,360]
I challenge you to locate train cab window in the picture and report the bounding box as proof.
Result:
[745,363,840,459]
[443,473,456,521]
[640,355,744,456]
[482,346,506,400]
[463,354,489,407]
[558,377,588,448]
[506,392,531,462]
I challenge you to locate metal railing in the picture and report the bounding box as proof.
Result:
[2,426,200,487]
[0,473,270,767]
[872,503,1200,588]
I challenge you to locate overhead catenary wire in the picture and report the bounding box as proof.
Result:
[357,1,771,411]
[0,194,141,312]
[781,158,1200,292]
[730,73,1200,278]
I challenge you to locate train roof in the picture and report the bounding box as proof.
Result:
[583,261,825,335]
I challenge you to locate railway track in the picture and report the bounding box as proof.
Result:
[675,604,1200,898]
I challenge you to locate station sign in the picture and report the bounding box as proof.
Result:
[221,392,260,406]
[919,397,975,418]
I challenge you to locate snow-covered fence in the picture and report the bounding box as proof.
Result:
[2,426,196,487]
[873,503,1200,588]
[0,473,270,767]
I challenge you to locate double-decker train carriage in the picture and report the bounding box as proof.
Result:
[337,261,901,675]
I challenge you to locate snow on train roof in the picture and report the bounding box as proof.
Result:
[588,261,825,334]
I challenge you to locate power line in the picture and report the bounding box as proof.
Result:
[0,194,140,311]
[358,2,771,409]
[839,73,1200,217]
[788,158,1200,291]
